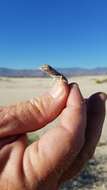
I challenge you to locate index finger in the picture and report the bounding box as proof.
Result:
[0,80,69,138]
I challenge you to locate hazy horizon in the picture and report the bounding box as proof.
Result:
[0,65,107,70]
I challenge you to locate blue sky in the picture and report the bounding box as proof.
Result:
[0,0,107,69]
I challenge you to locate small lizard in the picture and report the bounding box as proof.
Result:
[40,64,68,83]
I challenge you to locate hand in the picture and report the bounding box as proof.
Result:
[0,80,106,190]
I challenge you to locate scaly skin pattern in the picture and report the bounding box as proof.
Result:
[40,64,68,83]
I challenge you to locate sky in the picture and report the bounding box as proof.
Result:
[0,0,107,69]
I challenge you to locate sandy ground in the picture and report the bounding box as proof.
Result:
[0,76,107,189]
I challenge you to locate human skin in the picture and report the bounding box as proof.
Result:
[0,80,106,190]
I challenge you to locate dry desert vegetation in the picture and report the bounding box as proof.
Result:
[0,76,107,190]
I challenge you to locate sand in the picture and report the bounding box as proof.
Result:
[0,76,107,190]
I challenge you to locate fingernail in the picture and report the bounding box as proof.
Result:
[67,83,84,107]
[50,80,68,99]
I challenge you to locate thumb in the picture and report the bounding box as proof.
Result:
[23,84,86,186]
[0,80,69,138]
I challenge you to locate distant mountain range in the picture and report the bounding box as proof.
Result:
[0,67,107,77]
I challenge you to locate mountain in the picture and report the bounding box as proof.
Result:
[0,68,44,77]
[0,67,107,77]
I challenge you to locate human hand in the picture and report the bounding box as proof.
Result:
[0,80,106,190]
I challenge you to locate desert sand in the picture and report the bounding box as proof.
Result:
[0,76,107,190]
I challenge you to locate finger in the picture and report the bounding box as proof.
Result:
[0,80,69,138]
[0,135,22,149]
[60,92,107,182]
[23,84,86,183]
